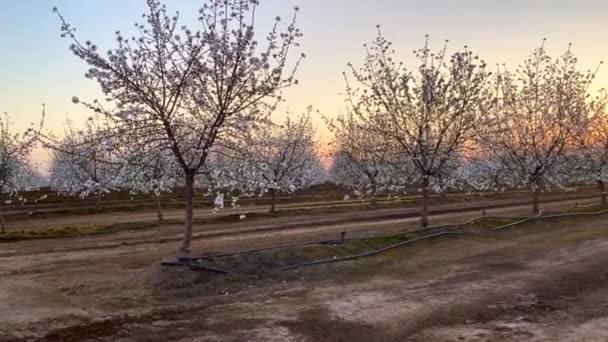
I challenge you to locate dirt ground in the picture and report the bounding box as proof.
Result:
[1,198,608,341]
[4,190,596,231]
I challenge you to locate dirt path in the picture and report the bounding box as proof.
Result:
[1,197,608,340]
[0,196,596,258]
[4,191,597,231]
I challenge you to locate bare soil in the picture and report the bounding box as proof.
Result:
[1,196,607,341]
[3,190,596,231]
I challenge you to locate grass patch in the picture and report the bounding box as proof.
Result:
[182,216,525,275]
[169,212,608,284]
[569,204,607,214]
[475,217,520,227]
[190,211,280,225]
[0,225,113,242]
[190,231,449,275]
[559,229,608,243]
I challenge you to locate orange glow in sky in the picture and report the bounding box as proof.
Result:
[1,0,607,170]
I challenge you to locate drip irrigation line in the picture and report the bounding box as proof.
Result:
[272,231,464,273]
[180,214,496,262]
[167,207,608,275]
[492,209,608,231]
[161,260,233,275]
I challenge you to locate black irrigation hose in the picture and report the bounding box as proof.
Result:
[270,209,608,272]
[574,202,600,208]
[180,216,484,262]
[491,212,543,231]
[375,215,488,240]
[281,208,608,271]
[168,208,608,274]
[161,260,233,275]
[170,230,466,275]
[331,213,531,242]
[272,231,464,273]
[179,241,329,262]
[180,213,510,262]
[540,209,608,218]
[491,209,608,231]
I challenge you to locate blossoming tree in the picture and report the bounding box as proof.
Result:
[478,42,598,213]
[241,110,323,212]
[55,0,304,255]
[458,155,513,193]
[0,111,44,233]
[197,149,261,212]
[118,148,180,223]
[573,92,608,205]
[345,30,490,227]
[49,117,122,206]
[327,111,409,203]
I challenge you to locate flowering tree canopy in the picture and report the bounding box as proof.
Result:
[241,109,324,212]
[196,148,261,212]
[573,91,608,204]
[458,156,513,193]
[478,41,600,213]
[327,111,410,203]
[117,148,181,222]
[345,30,490,227]
[49,117,122,205]
[55,0,304,255]
[0,111,44,233]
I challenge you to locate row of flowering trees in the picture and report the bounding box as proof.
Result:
[0,112,46,233]
[50,0,314,255]
[328,31,607,227]
[0,0,599,257]
[46,110,325,220]
[0,104,324,236]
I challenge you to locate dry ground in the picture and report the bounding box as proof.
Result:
[1,197,608,341]
[3,190,596,231]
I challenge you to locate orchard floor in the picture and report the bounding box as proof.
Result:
[2,200,608,341]
[3,190,597,231]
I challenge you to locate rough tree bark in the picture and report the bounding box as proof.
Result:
[180,172,195,256]
[95,190,103,208]
[155,194,165,223]
[598,180,607,206]
[370,182,378,205]
[421,176,430,227]
[532,185,540,214]
[0,201,6,234]
[270,188,277,213]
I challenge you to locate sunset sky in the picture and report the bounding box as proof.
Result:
[2,0,608,168]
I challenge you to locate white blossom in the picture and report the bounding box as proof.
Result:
[0,111,45,233]
[237,109,326,212]
[54,0,304,255]
[343,32,489,226]
[49,116,121,205]
[477,42,597,213]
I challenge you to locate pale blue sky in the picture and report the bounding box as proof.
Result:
[2,0,608,165]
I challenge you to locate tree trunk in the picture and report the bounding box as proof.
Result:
[270,188,277,213]
[370,183,378,205]
[532,185,540,214]
[0,201,6,234]
[599,180,607,206]
[421,176,430,227]
[155,194,165,224]
[180,172,195,256]
[95,191,102,208]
